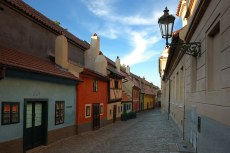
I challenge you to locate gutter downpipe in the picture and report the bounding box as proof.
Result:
[168,79,171,120]
[183,65,186,140]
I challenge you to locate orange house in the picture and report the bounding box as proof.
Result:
[77,68,109,133]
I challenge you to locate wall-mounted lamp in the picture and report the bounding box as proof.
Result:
[158,7,201,57]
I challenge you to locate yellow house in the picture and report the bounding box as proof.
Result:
[143,81,157,110]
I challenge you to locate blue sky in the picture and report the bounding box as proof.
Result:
[24,0,181,88]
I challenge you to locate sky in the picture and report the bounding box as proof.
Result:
[24,0,182,88]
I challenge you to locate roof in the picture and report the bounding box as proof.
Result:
[81,68,109,81]
[144,85,156,96]
[122,91,132,102]
[104,56,124,78]
[133,78,140,88]
[107,65,124,78]
[130,73,141,88]
[176,0,182,16]
[0,45,79,81]
[105,56,116,68]
[120,70,128,78]
[163,30,181,81]
[3,0,90,49]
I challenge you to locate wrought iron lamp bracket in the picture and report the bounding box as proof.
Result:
[170,42,201,57]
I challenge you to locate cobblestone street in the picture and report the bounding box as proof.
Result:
[32,109,195,153]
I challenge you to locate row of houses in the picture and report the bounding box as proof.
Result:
[159,0,230,153]
[0,0,158,152]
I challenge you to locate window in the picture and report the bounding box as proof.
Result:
[118,106,120,113]
[55,101,65,125]
[85,104,91,118]
[115,80,119,89]
[109,109,112,115]
[100,104,104,115]
[1,102,19,125]
[93,79,98,92]
[207,22,221,90]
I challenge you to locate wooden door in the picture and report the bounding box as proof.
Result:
[24,100,47,151]
[93,103,100,130]
[113,105,117,123]
[123,104,127,113]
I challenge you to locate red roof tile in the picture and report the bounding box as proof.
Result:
[105,56,116,68]
[176,0,182,16]
[144,84,157,96]
[4,0,90,49]
[81,68,109,81]
[0,45,79,81]
[122,91,132,102]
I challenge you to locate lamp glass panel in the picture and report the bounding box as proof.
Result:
[168,23,172,36]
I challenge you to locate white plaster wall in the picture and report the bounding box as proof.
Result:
[107,102,121,120]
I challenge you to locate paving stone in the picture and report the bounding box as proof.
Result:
[32,109,195,153]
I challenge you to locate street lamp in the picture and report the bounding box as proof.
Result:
[158,7,175,47]
[158,7,201,57]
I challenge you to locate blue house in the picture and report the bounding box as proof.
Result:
[0,0,89,152]
[0,46,80,152]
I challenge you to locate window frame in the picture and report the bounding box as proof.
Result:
[118,106,120,113]
[100,103,104,115]
[93,79,98,92]
[85,104,91,118]
[1,102,20,125]
[114,80,119,89]
[55,101,65,125]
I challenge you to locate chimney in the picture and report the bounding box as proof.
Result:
[126,65,130,75]
[115,56,120,72]
[90,33,100,56]
[85,33,100,70]
[55,35,68,69]
[94,52,108,76]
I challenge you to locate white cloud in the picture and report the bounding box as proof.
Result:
[81,0,167,65]
[121,30,160,66]
[82,0,114,16]
[83,0,162,26]
[96,24,120,39]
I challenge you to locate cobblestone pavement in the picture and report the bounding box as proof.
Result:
[33,109,195,153]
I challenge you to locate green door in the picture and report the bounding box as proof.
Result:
[24,100,47,151]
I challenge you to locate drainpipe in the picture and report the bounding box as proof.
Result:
[168,79,171,120]
[183,67,186,140]
[183,101,185,140]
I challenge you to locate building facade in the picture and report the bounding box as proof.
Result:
[0,0,88,152]
[0,46,79,153]
[159,48,169,112]
[160,0,230,152]
[107,58,123,123]
[77,68,109,133]
[121,91,132,113]
[77,34,109,133]
[143,81,156,110]
[131,74,141,112]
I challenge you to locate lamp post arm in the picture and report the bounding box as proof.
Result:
[170,42,201,57]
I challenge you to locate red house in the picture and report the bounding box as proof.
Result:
[77,68,109,133]
[131,73,141,112]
